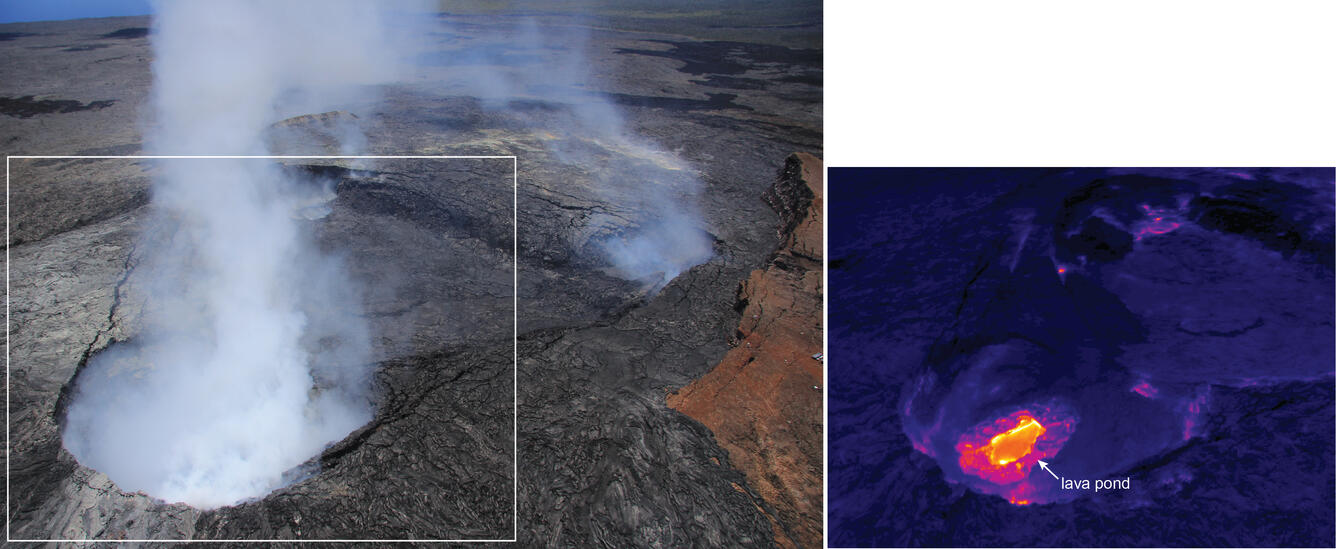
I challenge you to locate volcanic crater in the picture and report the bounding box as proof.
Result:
[3,8,822,546]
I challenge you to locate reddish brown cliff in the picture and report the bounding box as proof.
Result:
[668,152,824,549]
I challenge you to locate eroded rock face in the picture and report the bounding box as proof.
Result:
[668,152,824,548]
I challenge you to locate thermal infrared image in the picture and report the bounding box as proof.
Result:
[827,168,1335,547]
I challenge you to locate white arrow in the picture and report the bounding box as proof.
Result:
[1037,459,1060,481]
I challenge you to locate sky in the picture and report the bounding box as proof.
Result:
[0,0,151,24]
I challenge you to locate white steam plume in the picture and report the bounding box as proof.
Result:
[62,1,424,508]
[436,18,714,289]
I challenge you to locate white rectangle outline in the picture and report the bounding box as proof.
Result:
[5,155,519,543]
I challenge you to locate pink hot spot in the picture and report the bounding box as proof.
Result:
[1144,221,1181,235]
[1131,380,1158,399]
[1183,393,1208,440]
[1135,204,1184,240]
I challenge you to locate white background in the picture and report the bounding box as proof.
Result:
[827,0,1336,167]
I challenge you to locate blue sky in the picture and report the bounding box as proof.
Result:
[0,0,151,24]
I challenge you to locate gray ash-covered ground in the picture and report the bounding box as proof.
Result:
[828,168,1334,547]
[2,7,821,546]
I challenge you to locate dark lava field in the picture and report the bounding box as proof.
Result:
[828,168,1334,547]
[1,7,821,547]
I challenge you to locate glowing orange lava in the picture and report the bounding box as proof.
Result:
[956,407,1076,486]
[984,417,1045,465]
